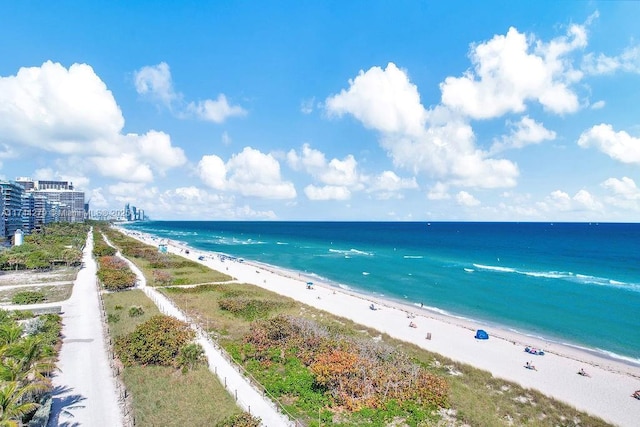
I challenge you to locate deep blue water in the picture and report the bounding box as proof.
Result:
[122,221,640,363]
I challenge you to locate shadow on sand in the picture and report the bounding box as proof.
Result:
[46,385,86,427]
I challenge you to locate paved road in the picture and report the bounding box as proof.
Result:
[47,231,123,427]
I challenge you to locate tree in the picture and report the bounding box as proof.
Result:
[0,381,45,425]
[0,336,55,388]
[0,325,22,347]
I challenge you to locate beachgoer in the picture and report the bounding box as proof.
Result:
[632,390,640,400]
[409,322,417,328]
[578,368,589,377]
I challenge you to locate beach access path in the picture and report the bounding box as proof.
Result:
[47,230,124,427]
[121,230,640,427]
[103,234,294,427]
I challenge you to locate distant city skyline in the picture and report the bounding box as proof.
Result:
[1,2,640,221]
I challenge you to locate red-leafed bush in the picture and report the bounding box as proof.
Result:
[97,256,137,291]
[244,315,449,411]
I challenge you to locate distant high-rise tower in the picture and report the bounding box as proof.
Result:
[0,181,25,239]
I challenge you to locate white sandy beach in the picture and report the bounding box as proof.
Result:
[120,228,640,427]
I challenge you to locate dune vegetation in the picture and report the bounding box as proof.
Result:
[104,226,611,426]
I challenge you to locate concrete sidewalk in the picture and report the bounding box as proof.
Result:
[47,231,124,427]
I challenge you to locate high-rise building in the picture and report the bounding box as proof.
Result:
[33,193,52,229]
[15,178,85,225]
[21,192,35,234]
[15,177,35,191]
[0,180,25,239]
[33,180,74,190]
[36,189,85,223]
[0,192,4,240]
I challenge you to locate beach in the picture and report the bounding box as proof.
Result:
[119,227,640,427]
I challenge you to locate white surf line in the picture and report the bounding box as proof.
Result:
[101,234,295,427]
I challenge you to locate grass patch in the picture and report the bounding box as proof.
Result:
[103,290,163,337]
[0,284,73,305]
[122,365,242,427]
[102,289,244,426]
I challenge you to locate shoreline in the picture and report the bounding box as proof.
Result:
[117,227,640,426]
[251,254,640,373]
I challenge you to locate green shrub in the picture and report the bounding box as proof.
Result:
[115,315,194,367]
[108,313,121,323]
[218,297,286,321]
[128,306,145,317]
[216,413,261,427]
[11,291,46,305]
[93,241,116,257]
[177,343,206,372]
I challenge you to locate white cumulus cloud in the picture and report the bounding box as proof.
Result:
[490,116,556,153]
[304,185,351,201]
[366,171,418,193]
[287,143,416,200]
[601,177,640,212]
[542,189,602,212]
[133,62,177,107]
[582,45,640,75]
[187,94,247,123]
[0,61,124,153]
[197,147,296,199]
[456,191,480,207]
[427,182,451,200]
[0,61,186,184]
[602,177,640,200]
[577,124,640,164]
[135,130,187,172]
[440,24,586,119]
[326,62,426,136]
[325,65,519,189]
[134,62,246,123]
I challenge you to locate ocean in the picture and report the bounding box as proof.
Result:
[121,221,640,364]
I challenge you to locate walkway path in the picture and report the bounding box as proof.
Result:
[47,230,123,427]
[104,235,294,427]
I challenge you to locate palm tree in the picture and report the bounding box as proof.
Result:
[0,325,22,348]
[3,337,55,387]
[0,381,46,426]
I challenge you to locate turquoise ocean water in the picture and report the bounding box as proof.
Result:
[121,221,640,364]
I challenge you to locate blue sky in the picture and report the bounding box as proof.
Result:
[1,1,640,221]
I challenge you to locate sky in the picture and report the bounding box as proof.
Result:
[1,1,640,222]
